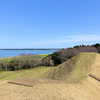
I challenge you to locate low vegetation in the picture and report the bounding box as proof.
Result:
[0,54,49,71]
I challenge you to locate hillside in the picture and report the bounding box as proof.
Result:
[0,52,100,100]
[42,52,98,83]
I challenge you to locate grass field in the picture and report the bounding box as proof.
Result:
[40,54,50,59]
[0,66,53,81]
[0,52,100,100]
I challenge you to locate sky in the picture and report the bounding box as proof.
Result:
[0,0,100,48]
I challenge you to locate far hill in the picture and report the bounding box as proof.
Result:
[42,52,98,83]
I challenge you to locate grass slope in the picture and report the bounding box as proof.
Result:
[91,54,100,77]
[0,67,53,81]
[42,52,98,83]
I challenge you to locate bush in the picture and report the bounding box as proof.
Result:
[0,55,42,71]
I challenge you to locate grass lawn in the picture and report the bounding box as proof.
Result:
[40,54,50,59]
[0,66,54,80]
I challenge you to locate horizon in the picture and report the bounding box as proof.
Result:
[0,48,61,50]
[0,0,100,48]
[0,42,99,49]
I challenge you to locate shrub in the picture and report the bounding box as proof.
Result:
[0,55,42,71]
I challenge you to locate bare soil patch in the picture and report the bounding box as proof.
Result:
[8,77,74,87]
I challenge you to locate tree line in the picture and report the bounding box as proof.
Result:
[43,43,100,66]
[0,54,42,71]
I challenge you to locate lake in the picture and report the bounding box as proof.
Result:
[0,50,57,58]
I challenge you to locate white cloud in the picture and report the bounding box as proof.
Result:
[28,34,100,47]
[65,34,100,42]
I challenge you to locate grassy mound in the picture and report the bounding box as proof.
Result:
[42,52,98,83]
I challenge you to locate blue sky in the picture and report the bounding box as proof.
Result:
[0,0,100,48]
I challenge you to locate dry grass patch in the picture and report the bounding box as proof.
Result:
[0,78,100,100]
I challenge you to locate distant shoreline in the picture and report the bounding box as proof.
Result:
[0,49,57,58]
[0,49,61,51]
[0,53,51,59]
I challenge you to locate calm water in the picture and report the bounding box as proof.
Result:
[0,50,57,58]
